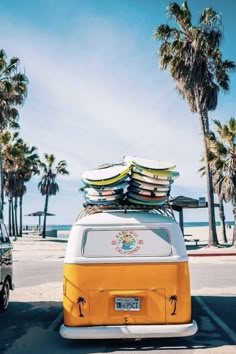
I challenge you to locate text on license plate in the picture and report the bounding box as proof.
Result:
[115,297,140,311]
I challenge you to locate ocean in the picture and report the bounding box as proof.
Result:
[46,221,234,231]
[184,221,234,227]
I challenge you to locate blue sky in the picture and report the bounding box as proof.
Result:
[0,0,236,225]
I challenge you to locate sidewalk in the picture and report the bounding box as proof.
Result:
[12,233,67,259]
[187,244,236,257]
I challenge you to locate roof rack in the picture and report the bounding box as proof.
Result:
[78,199,176,220]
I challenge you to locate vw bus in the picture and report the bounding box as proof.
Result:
[60,210,197,339]
[0,221,14,312]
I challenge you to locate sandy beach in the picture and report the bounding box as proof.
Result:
[183,225,233,244]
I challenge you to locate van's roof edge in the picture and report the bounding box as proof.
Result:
[75,212,177,227]
[78,205,176,222]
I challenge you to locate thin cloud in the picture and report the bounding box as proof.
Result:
[0,11,234,223]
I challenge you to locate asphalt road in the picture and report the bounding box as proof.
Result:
[13,257,64,288]
[189,258,236,290]
[0,255,236,353]
[13,256,236,289]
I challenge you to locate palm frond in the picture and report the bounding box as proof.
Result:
[199,8,222,31]
[154,24,179,41]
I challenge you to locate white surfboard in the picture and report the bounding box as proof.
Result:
[124,156,175,171]
[132,172,171,186]
[130,180,170,192]
[128,186,167,197]
[84,187,123,197]
[85,194,122,202]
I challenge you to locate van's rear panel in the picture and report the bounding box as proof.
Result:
[63,262,191,327]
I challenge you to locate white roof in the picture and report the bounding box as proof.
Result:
[75,210,176,226]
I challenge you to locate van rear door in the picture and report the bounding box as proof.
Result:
[77,227,191,326]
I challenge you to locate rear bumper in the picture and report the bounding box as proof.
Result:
[60,320,198,339]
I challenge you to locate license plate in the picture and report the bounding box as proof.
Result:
[115,297,140,311]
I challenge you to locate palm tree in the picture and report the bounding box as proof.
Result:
[1,131,40,236]
[3,172,16,236]
[38,154,69,238]
[206,118,236,247]
[218,200,227,244]
[13,136,40,236]
[199,153,228,244]
[154,1,235,246]
[0,49,28,215]
[1,131,18,235]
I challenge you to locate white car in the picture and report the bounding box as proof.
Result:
[0,222,14,311]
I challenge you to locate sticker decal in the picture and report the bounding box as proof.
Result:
[77,297,86,317]
[169,295,178,315]
[112,230,143,255]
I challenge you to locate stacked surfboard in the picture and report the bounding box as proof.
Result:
[81,162,130,205]
[124,156,179,206]
[81,157,179,207]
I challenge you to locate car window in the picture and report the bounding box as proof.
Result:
[82,228,171,258]
[0,224,10,243]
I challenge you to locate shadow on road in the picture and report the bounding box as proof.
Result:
[0,296,235,353]
[0,301,61,353]
[62,296,236,352]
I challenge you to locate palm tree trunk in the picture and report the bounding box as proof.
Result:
[42,193,49,238]
[219,200,227,243]
[232,208,236,247]
[14,196,19,237]
[11,199,16,236]
[199,111,218,246]
[19,195,23,237]
[8,199,12,236]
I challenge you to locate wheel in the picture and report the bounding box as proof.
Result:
[0,279,10,312]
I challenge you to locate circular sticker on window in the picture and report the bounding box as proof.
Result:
[112,230,143,255]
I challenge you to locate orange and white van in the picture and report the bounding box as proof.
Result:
[60,210,197,339]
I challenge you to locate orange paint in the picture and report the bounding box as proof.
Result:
[63,262,191,327]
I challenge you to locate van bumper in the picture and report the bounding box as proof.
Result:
[60,321,198,339]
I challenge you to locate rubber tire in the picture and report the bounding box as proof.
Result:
[0,279,10,312]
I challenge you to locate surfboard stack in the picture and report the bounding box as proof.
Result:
[81,162,130,205]
[81,157,179,208]
[124,156,179,206]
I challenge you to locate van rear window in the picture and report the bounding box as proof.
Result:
[82,228,171,257]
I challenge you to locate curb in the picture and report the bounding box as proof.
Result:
[188,252,236,257]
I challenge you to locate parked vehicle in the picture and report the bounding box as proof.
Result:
[0,221,14,311]
[60,209,197,339]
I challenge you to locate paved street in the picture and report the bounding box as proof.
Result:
[0,238,235,353]
[1,294,236,354]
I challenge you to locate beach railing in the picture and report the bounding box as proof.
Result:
[22,225,39,233]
